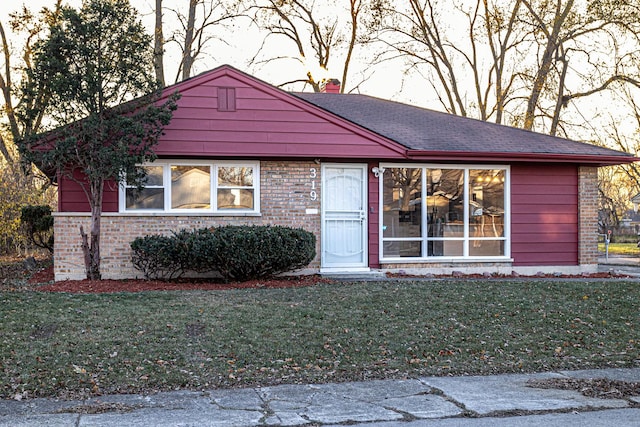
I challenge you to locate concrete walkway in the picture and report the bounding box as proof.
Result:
[1,368,639,426]
[598,254,640,276]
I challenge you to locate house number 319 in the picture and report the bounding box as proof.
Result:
[309,168,317,201]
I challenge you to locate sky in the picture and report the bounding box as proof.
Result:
[1,0,637,146]
[0,0,429,108]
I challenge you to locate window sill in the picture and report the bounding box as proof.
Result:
[55,212,263,217]
[380,257,513,264]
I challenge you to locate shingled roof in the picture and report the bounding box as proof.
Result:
[295,92,635,165]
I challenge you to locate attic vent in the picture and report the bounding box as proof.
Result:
[217,87,236,111]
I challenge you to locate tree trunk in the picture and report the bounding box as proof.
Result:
[81,179,104,280]
[522,0,573,130]
[341,0,360,94]
[182,0,197,81]
[549,49,568,136]
[154,0,165,87]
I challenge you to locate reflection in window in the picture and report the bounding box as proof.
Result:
[381,166,507,259]
[171,165,211,209]
[427,169,464,256]
[382,168,422,257]
[217,166,255,210]
[218,166,253,187]
[125,166,165,210]
[469,169,505,256]
[382,168,422,238]
[123,162,258,213]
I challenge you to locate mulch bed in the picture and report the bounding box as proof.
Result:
[30,267,333,293]
[2,259,631,294]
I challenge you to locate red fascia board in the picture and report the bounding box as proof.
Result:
[407,150,638,166]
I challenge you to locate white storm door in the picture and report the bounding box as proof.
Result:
[322,164,368,269]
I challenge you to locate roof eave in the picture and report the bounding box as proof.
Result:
[406,150,638,166]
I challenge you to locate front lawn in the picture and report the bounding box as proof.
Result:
[1,279,638,399]
[599,242,639,256]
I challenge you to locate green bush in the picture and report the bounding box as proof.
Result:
[130,234,186,279]
[208,225,316,281]
[20,205,54,253]
[130,225,316,281]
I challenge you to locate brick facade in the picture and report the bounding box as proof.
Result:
[578,166,599,266]
[54,161,603,280]
[54,161,322,280]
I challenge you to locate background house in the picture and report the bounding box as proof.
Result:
[53,65,637,280]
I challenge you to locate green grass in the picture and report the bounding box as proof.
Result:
[599,242,639,256]
[1,280,639,399]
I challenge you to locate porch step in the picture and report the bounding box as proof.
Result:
[321,270,386,280]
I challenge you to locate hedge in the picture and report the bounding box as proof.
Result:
[130,225,316,281]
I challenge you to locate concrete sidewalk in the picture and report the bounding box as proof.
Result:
[1,368,639,426]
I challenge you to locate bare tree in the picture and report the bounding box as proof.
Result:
[248,0,338,92]
[374,0,528,122]
[519,0,640,134]
[182,0,198,81]
[154,0,166,86]
[247,0,378,93]
[0,3,62,171]
[163,0,244,83]
[519,0,574,131]
[375,0,640,134]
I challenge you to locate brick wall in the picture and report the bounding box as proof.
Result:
[54,161,322,280]
[578,166,598,265]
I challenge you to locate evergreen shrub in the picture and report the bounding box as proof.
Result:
[130,225,316,281]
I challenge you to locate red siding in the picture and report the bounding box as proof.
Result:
[511,164,578,266]
[58,173,118,213]
[154,69,406,159]
[367,161,380,268]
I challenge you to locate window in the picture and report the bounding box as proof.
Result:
[381,164,508,260]
[217,166,254,210]
[122,160,259,213]
[125,165,164,210]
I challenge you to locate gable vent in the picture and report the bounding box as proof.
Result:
[217,87,236,111]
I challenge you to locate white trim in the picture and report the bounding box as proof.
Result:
[381,257,514,264]
[320,267,371,274]
[119,159,260,215]
[378,163,511,263]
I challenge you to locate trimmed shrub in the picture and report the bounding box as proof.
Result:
[130,233,186,279]
[130,225,316,281]
[131,234,177,279]
[208,225,316,281]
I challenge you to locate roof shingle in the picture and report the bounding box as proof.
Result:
[295,92,633,162]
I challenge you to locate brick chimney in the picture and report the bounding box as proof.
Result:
[321,78,341,94]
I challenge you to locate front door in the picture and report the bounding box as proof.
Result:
[322,164,368,270]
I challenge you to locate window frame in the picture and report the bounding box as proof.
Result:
[120,159,260,214]
[378,163,510,262]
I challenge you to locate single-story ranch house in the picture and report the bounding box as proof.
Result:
[53,65,637,281]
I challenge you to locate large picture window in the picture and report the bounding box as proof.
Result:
[381,164,508,260]
[121,160,259,213]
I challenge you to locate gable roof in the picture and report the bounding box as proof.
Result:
[152,64,407,159]
[39,63,634,167]
[295,92,636,166]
